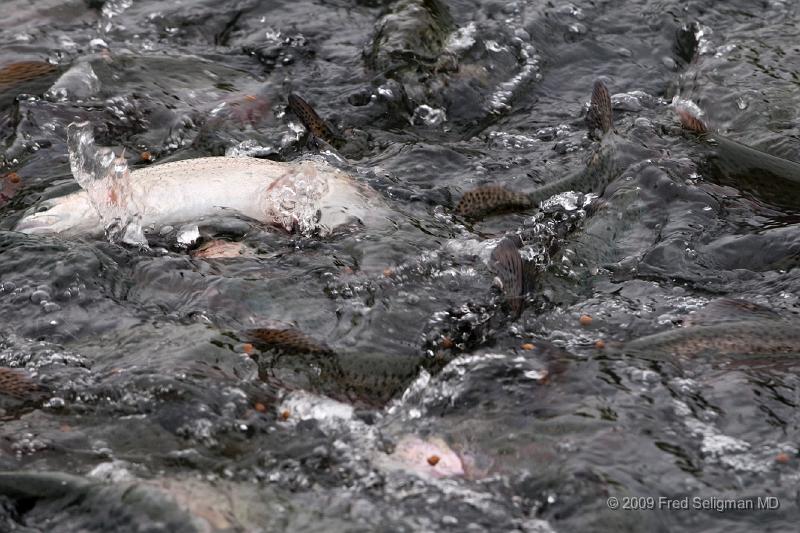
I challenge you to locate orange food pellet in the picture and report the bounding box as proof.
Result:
[254,402,267,413]
[579,314,593,326]
[140,151,152,161]
[242,343,254,354]
[521,343,535,350]
[427,455,440,466]
[6,172,20,184]
[776,452,791,464]
[280,410,290,421]
[383,268,394,277]
[440,336,454,349]
[244,94,258,102]
[595,339,606,349]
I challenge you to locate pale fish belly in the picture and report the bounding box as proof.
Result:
[16,156,370,237]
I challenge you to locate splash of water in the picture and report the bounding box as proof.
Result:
[66,122,147,246]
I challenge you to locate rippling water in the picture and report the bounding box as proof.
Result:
[1,0,800,531]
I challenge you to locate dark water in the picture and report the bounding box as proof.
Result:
[1,0,800,531]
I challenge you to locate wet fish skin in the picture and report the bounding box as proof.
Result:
[622,320,800,359]
[287,93,345,148]
[15,155,375,237]
[246,327,333,355]
[455,185,533,218]
[490,237,525,317]
[456,79,618,219]
[0,367,43,401]
[0,61,57,89]
[678,108,800,205]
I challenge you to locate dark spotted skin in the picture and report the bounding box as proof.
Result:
[287,93,345,148]
[623,320,800,358]
[0,61,57,89]
[0,367,42,400]
[456,79,618,220]
[455,185,533,218]
[245,327,333,355]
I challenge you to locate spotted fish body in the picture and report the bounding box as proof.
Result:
[455,185,532,218]
[0,367,42,400]
[623,320,800,358]
[287,93,345,148]
[456,80,618,219]
[0,61,57,89]
[246,327,333,355]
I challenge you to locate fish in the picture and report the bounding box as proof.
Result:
[677,107,800,208]
[245,327,333,355]
[286,93,370,159]
[621,299,800,359]
[0,367,43,400]
[490,236,526,317]
[0,61,57,90]
[15,122,382,239]
[287,93,345,148]
[623,320,800,359]
[455,80,620,219]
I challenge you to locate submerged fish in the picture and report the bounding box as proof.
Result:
[677,108,800,208]
[16,122,383,241]
[621,299,800,359]
[456,80,621,219]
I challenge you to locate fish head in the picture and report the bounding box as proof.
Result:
[15,194,100,236]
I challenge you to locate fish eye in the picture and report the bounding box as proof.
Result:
[35,205,50,213]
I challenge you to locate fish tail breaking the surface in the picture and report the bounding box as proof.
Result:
[676,107,708,134]
[287,93,342,147]
[490,237,525,316]
[455,185,533,218]
[586,79,613,139]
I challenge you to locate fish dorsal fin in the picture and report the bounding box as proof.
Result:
[287,93,343,147]
[676,108,708,135]
[684,298,782,327]
[586,80,613,140]
[490,237,525,317]
[455,185,533,218]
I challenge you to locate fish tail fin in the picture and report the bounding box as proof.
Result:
[490,237,525,317]
[587,79,613,139]
[455,185,533,219]
[287,93,339,146]
[676,108,708,134]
